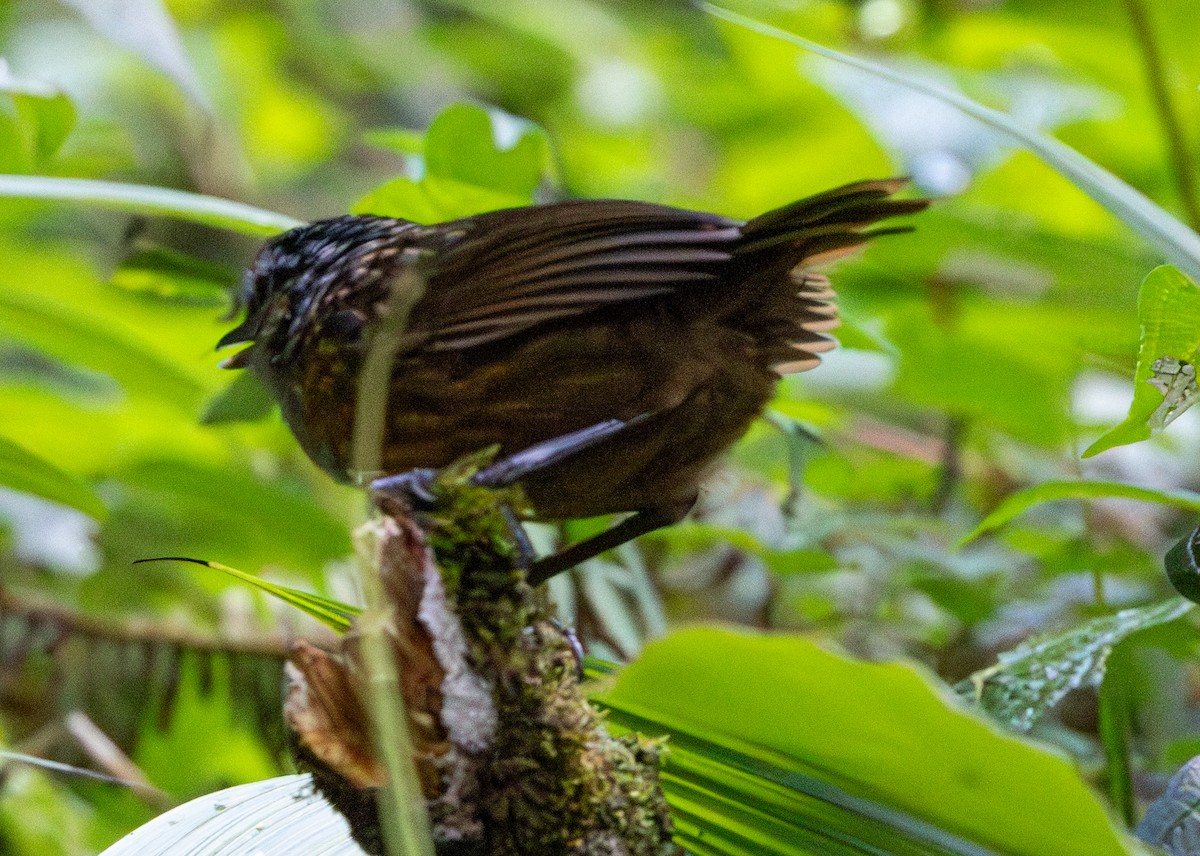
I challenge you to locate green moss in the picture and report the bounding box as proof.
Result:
[417,456,676,855]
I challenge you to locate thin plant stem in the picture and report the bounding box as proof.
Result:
[350,262,435,856]
[1098,669,1136,827]
[1069,448,1108,609]
[931,415,966,515]
[1121,0,1200,233]
[1091,565,1108,609]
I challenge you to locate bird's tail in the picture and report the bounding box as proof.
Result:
[730,178,928,375]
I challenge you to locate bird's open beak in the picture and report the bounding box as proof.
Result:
[218,346,255,369]
[216,319,259,369]
[216,318,257,350]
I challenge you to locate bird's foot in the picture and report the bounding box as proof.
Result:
[369,468,440,511]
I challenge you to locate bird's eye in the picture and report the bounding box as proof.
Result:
[321,309,366,342]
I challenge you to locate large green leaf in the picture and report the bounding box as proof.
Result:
[101,457,352,585]
[0,384,232,491]
[109,245,235,305]
[889,303,1072,446]
[600,703,996,855]
[351,174,530,223]
[598,628,1136,856]
[0,288,205,411]
[0,435,106,519]
[422,103,548,197]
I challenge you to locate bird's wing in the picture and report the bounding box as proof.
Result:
[407,200,743,350]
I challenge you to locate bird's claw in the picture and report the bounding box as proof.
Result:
[522,618,585,682]
[369,468,440,510]
[551,618,585,681]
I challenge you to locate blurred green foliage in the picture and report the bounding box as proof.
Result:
[2,0,1200,853]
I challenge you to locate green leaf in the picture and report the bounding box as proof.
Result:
[135,557,360,633]
[956,598,1194,731]
[0,288,205,411]
[423,103,548,198]
[362,127,425,157]
[0,175,301,236]
[962,480,1200,544]
[889,304,1071,446]
[110,245,236,305]
[600,701,992,854]
[12,92,76,167]
[0,65,78,167]
[103,458,351,584]
[199,372,275,425]
[704,5,1200,285]
[598,628,1136,856]
[351,174,529,223]
[1084,266,1200,457]
[0,435,106,520]
[351,103,549,221]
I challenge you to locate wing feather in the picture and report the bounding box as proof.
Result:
[411,200,742,349]
[398,182,925,353]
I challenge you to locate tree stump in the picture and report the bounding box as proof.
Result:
[282,460,677,855]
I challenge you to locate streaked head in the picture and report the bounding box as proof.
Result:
[217,215,418,368]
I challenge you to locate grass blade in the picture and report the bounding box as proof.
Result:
[133,556,360,632]
[962,480,1200,544]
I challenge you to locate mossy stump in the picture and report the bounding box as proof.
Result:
[283,460,677,855]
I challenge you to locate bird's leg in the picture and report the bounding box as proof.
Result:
[371,467,540,569]
[470,415,650,489]
[499,504,537,571]
[473,413,688,583]
[527,500,694,586]
[371,415,662,579]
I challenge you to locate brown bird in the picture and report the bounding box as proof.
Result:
[218,179,926,581]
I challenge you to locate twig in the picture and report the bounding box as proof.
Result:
[64,711,171,807]
[0,749,164,801]
[0,588,292,658]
